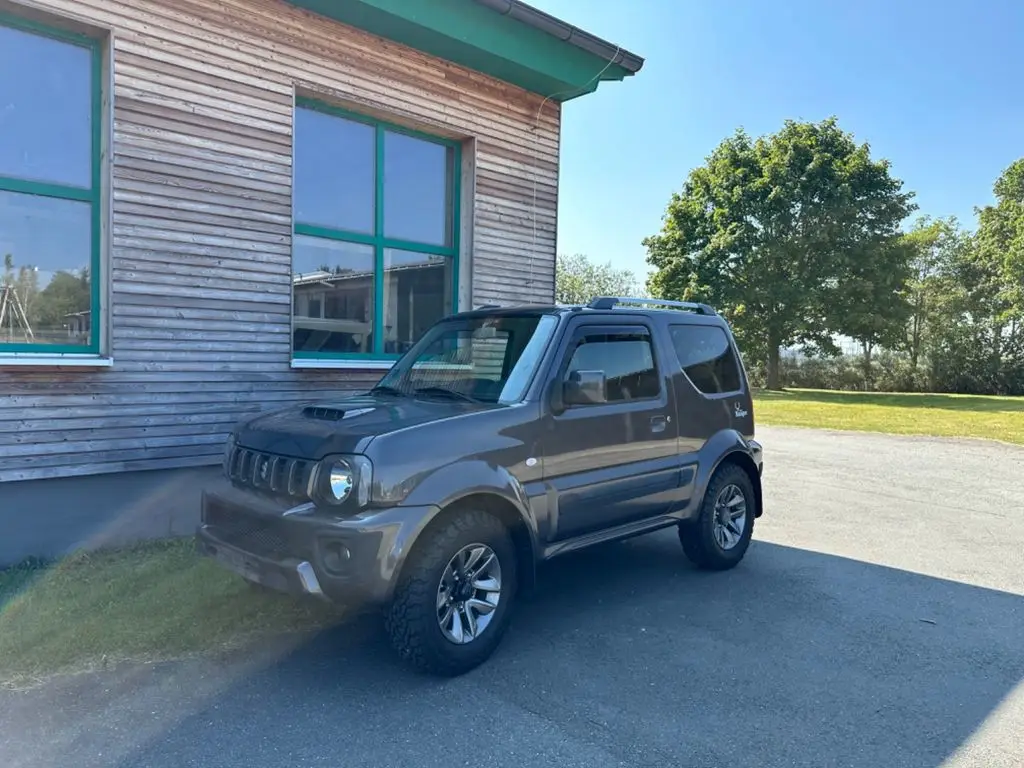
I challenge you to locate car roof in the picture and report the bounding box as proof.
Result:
[452,297,727,325]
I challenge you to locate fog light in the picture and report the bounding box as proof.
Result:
[322,541,351,573]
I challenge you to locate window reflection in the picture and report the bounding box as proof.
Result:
[0,190,92,347]
[669,325,742,394]
[566,333,660,402]
[291,102,460,358]
[382,249,452,354]
[293,108,375,234]
[292,236,375,354]
[0,25,92,188]
[383,131,453,247]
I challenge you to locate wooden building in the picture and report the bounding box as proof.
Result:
[0,0,643,498]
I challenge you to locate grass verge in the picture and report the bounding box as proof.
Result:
[752,388,1024,445]
[0,539,343,686]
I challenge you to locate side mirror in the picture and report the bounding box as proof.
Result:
[563,369,607,406]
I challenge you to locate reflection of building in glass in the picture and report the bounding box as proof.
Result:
[63,310,91,342]
[293,256,449,355]
[293,269,373,353]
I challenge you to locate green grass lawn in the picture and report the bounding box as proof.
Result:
[753,388,1024,445]
[0,539,343,686]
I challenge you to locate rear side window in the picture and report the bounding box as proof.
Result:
[669,324,742,395]
[564,330,660,402]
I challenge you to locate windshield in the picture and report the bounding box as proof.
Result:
[373,313,559,404]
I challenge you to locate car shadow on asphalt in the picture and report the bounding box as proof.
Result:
[28,531,1024,768]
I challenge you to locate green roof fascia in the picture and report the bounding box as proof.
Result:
[286,0,641,101]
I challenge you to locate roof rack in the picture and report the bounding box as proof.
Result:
[587,296,716,315]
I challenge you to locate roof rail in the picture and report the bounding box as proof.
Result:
[587,296,716,315]
[474,303,503,310]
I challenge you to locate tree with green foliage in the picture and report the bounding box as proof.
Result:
[912,161,1024,395]
[974,158,1024,354]
[643,117,917,389]
[36,268,90,333]
[831,236,914,386]
[898,215,968,372]
[555,252,643,305]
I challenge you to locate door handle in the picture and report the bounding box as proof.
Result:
[650,415,668,433]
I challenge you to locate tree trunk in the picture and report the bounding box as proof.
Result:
[861,341,874,391]
[993,324,1004,392]
[766,340,781,391]
[910,292,924,371]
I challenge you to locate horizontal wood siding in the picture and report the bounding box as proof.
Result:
[0,0,561,482]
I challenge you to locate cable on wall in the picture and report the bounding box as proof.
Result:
[525,44,623,302]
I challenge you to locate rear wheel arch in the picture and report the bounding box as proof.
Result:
[679,458,758,570]
[711,449,763,518]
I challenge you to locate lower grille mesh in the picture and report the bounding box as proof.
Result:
[205,502,290,559]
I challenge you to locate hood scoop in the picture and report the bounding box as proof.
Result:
[301,405,375,421]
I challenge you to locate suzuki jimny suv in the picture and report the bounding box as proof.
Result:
[197,297,765,676]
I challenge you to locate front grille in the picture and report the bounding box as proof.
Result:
[205,501,291,559]
[225,445,313,501]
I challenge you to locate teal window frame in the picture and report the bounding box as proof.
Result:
[0,12,103,356]
[292,97,462,363]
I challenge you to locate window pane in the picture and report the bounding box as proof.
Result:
[0,25,92,188]
[293,107,375,234]
[0,190,92,347]
[383,249,452,354]
[292,235,374,354]
[669,325,742,394]
[565,332,660,402]
[383,131,453,247]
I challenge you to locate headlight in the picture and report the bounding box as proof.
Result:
[327,460,354,502]
[312,455,373,507]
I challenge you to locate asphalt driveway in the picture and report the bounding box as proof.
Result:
[3,425,1023,768]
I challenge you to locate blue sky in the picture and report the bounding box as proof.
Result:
[536,0,1024,279]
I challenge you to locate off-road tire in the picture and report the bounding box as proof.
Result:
[385,508,517,676]
[679,462,756,570]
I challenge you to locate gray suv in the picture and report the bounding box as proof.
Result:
[197,297,764,676]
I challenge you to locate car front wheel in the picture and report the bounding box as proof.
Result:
[679,462,756,570]
[385,508,517,676]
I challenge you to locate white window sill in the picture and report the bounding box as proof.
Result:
[290,358,395,371]
[0,355,114,368]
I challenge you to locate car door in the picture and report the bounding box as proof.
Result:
[540,317,682,542]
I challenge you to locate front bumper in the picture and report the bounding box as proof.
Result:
[196,479,439,607]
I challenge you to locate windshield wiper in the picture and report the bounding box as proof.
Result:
[368,384,407,397]
[413,386,480,403]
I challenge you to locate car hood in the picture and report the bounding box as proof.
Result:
[234,393,495,459]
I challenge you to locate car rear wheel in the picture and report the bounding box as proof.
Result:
[385,508,517,676]
[679,462,756,570]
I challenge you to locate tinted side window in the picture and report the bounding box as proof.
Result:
[564,331,660,402]
[669,325,742,394]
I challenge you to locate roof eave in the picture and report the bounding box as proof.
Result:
[469,0,644,76]
[284,0,645,102]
